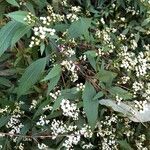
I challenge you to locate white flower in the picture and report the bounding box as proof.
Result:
[51,119,67,139]
[67,13,79,22]
[29,26,56,47]
[61,60,78,82]
[63,131,81,149]
[38,143,48,150]
[29,99,37,110]
[82,142,94,149]
[76,83,85,91]
[101,18,105,24]
[132,81,144,93]
[80,124,93,138]
[49,90,61,100]
[60,99,79,120]
[6,103,24,135]
[115,95,123,105]
[36,115,50,126]
[71,6,81,13]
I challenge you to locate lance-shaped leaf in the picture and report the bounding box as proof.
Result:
[11,25,31,46]
[42,64,61,81]
[109,86,133,100]
[82,81,98,129]
[99,99,150,122]
[6,11,29,24]
[17,57,47,97]
[6,0,19,7]
[0,21,23,57]
[68,18,91,39]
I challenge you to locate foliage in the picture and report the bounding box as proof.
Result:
[0,0,150,149]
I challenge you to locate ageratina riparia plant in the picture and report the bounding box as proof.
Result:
[0,0,150,149]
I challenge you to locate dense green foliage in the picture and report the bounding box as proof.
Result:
[0,0,150,149]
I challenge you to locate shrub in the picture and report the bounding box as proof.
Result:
[0,0,150,149]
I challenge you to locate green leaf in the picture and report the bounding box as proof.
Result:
[122,28,129,35]
[142,18,150,26]
[17,122,31,144]
[0,116,10,128]
[0,2,7,20]
[40,42,45,55]
[51,88,79,113]
[61,88,79,100]
[93,91,103,100]
[84,51,97,57]
[6,0,19,7]
[117,0,125,8]
[68,18,91,39]
[6,11,29,24]
[0,21,23,57]
[11,25,31,46]
[0,53,11,63]
[42,64,61,81]
[85,51,97,70]
[17,57,47,97]
[31,0,47,8]
[0,138,11,150]
[47,75,60,94]
[33,99,51,119]
[25,2,35,14]
[51,96,62,113]
[0,77,12,87]
[118,140,133,150]
[98,70,117,84]
[109,86,132,100]
[54,23,69,32]
[0,69,17,76]
[135,32,140,43]
[82,81,98,129]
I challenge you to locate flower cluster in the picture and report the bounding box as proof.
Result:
[60,99,79,120]
[0,0,150,149]
[95,27,115,53]
[119,47,149,78]
[96,115,118,150]
[6,102,24,141]
[50,119,77,139]
[61,60,78,82]
[63,131,81,149]
[132,81,144,94]
[76,83,85,91]
[66,6,82,22]
[29,99,37,110]
[135,52,149,77]
[0,105,9,114]
[119,46,137,71]
[115,95,123,105]
[134,100,148,112]
[37,143,48,150]
[36,115,50,126]
[82,142,94,149]
[50,119,67,139]
[143,83,150,101]
[47,5,64,23]
[135,134,148,150]
[80,124,93,138]
[24,12,36,24]
[118,76,130,84]
[49,89,61,100]
[59,45,75,57]
[29,26,56,47]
